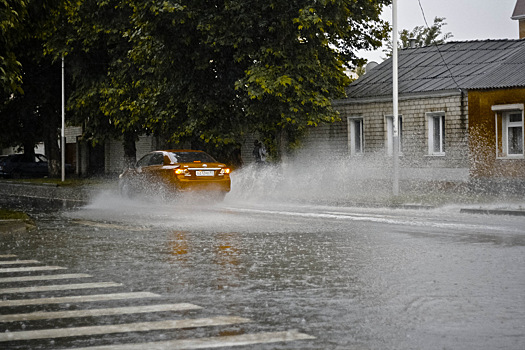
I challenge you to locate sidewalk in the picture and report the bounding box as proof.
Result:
[0,179,113,204]
[0,179,114,233]
[0,179,524,216]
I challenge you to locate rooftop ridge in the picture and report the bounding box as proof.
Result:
[347,39,525,97]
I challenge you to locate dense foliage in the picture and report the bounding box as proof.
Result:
[2,0,390,168]
[0,0,63,176]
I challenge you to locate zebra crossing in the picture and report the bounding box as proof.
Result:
[0,254,314,349]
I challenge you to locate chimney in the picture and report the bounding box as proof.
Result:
[511,0,525,39]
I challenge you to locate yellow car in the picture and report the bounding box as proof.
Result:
[119,150,231,199]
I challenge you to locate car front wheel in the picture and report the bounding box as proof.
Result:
[119,179,134,198]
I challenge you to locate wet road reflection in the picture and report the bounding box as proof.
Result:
[1,193,524,349]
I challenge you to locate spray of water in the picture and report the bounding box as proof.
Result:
[81,144,524,216]
[227,155,394,206]
[226,148,525,208]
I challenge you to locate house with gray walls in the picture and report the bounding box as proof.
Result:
[301,39,525,190]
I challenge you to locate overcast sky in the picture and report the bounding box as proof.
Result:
[360,0,521,63]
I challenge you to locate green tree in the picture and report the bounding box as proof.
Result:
[126,0,390,160]
[0,0,63,177]
[45,0,143,167]
[384,17,453,57]
[42,0,390,165]
[0,0,28,94]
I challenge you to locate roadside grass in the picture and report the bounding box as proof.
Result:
[0,208,30,221]
[0,208,36,231]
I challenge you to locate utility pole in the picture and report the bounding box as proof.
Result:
[61,56,65,182]
[392,0,400,196]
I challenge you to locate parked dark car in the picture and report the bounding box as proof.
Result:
[0,153,51,178]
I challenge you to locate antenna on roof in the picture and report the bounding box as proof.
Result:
[365,61,378,74]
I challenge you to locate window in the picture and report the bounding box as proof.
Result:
[386,115,403,156]
[493,104,524,158]
[347,117,364,155]
[136,154,153,168]
[35,155,47,163]
[427,112,445,155]
[149,153,165,166]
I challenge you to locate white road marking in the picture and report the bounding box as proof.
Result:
[0,282,122,294]
[0,255,18,258]
[0,260,40,265]
[72,220,150,232]
[0,316,251,342]
[0,266,67,273]
[0,292,160,307]
[227,206,502,231]
[0,273,92,283]
[0,303,202,322]
[63,330,316,350]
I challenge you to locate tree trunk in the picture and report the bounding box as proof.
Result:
[22,141,36,162]
[277,128,289,163]
[123,131,137,169]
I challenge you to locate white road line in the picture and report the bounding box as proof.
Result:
[0,266,67,273]
[0,255,18,258]
[0,282,122,294]
[0,316,251,342]
[0,273,92,283]
[0,303,202,322]
[64,330,316,350]
[0,292,160,307]
[0,260,40,265]
[72,220,150,232]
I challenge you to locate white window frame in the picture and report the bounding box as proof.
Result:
[427,112,445,156]
[493,104,524,159]
[386,115,403,156]
[347,117,364,155]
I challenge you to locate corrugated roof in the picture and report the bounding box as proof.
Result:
[346,39,525,99]
[464,45,525,89]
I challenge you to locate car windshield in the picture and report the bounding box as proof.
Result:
[169,152,217,163]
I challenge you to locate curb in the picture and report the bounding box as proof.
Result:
[0,181,101,205]
[459,208,525,216]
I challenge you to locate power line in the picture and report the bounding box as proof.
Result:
[417,0,461,91]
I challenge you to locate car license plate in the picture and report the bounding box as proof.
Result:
[196,170,214,176]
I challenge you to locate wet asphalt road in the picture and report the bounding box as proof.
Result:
[1,192,525,350]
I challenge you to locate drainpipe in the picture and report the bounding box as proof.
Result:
[459,89,465,123]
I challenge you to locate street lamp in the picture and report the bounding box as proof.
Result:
[61,55,65,182]
[392,0,400,196]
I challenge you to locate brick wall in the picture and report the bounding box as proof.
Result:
[300,121,349,158]
[300,92,470,180]
[104,135,156,174]
[64,127,82,144]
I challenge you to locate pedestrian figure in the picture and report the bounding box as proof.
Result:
[252,140,267,164]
